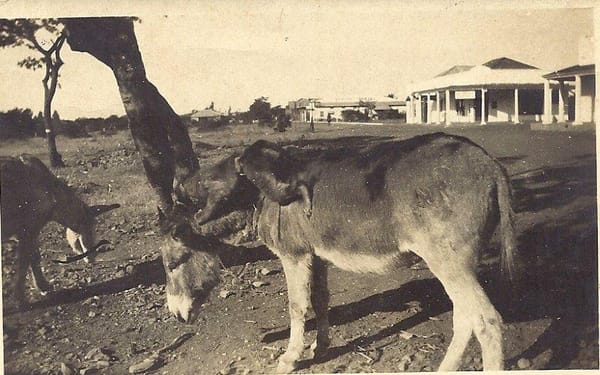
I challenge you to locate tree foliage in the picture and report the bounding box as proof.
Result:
[0,108,41,139]
[248,97,272,124]
[0,19,63,70]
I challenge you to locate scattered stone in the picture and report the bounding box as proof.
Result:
[399,330,416,340]
[60,362,76,375]
[84,347,113,362]
[517,358,531,369]
[115,270,126,278]
[219,290,234,299]
[92,360,110,369]
[414,351,426,362]
[88,311,97,318]
[259,268,276,276]
[398,354,413,371]
[252,281,269,288]
[128,354,164,374]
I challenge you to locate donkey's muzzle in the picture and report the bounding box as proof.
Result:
[52,239,112,264]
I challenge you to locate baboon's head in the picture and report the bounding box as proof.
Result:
[158,207,222,323]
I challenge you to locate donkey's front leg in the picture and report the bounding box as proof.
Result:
[13,237,34,309]
[277,254,313,374]
[29,242,52,295]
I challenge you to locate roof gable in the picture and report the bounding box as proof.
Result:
[435,65,474,77]
[483,57,538,70]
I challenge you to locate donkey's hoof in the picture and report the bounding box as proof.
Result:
[276,358,297,374]
[38,287,54,297]
[37,283,53,295]
[308,340,329,362]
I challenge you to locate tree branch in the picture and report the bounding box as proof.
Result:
[47,32,66,55]
[27,32,50,55]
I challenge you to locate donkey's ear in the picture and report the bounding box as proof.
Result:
[90,203,121,216]
[238,141,299,205]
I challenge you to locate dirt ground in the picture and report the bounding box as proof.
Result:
[2,122,597,374]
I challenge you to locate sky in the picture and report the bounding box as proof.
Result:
[0,1,595,119]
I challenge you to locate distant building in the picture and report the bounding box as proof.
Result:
[288,97,406,122]
[407,57,549,125]
[542,64,595,125]
[189,109,223,121]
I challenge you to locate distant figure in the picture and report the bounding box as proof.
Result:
[327,113,332,126]
[275,113,290,132]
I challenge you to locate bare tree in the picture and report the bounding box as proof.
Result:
[63,17,198,211]
[0,19,66,166]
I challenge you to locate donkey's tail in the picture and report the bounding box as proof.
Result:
[495,165,518,283]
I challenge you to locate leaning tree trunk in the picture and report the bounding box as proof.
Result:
[63,17,199,211]
[41,35,66,167]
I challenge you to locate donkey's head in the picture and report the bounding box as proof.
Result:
[175,140,304,226]
[158,207,222,323]
[64,204,120,263]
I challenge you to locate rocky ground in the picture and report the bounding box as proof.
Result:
[2,123,597,374]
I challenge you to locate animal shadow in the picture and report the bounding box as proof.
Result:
[4,244,274,313]
[489,158,598,369]
[511,158,596,213]
[262,277,452,363]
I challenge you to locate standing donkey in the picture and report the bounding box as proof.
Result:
[1,155,119,308]
[158,133,518,373]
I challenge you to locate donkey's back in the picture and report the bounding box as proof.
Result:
[1,155,58,236]
[259,133,514,276]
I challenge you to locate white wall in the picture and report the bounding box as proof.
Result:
[487,90,517,123]
[580,75,595,123]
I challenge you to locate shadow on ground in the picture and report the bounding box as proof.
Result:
[4,244,275,314]
[511,156,596,213]
[492,155,597,369]
[262,278,451,368]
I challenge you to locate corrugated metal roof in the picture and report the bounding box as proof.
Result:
[543,64,595,79]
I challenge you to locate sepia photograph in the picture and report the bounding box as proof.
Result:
[0,1,597,373]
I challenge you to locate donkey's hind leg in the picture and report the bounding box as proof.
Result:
[277,253,313,374]
[309,257,330,361]
[416,245,504,371]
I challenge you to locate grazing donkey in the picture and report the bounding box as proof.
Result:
[159,133,517,373]
[1,155,119,308]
